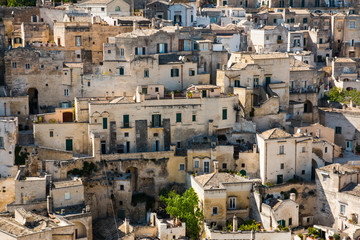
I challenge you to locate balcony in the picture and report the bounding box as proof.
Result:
[277,40,283,44]
[289,86,318,94]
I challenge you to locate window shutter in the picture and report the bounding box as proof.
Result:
[135,47,138,55]
[176,69,179,76]
[142,47,146,55]
[164,43,168,53]
[152,114,155,127]
[171,69,174,77]
[157,44,159,53]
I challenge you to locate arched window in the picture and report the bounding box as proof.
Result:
[115,6,120,11]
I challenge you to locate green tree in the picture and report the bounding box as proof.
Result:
[326,87,360,105]
[160,188,204,239]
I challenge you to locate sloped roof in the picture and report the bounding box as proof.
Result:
[319,163,357,174]
[341,183,360,197]
[195,172,251,190]
[260,128,292,139]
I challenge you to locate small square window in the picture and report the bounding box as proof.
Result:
[120,185,124,190]
[25,64,30,70]
[50,131,53,137]
[212,207,218,215]
[189,70,195,76]
[77,54,81,59]
[192,114,196,122]
[241,163,245,168]
[222,163,227,169]
[119,201,123,205]
[177,142,181,149]
[302,147,305,152]
[194,160,200,168]
[155,87,159,92]
[335,127,342,134]
[64,89,69,96]
[179,163,185,171]
[65,192,71,200]
[144,70,149,78]
[108,50,111,54]
[302,170,305,175]
[124,132,129,137]
[101,7,105,11]
[55,66,59,70]
[176,113,182,123]
[12,62,16,68]
[88,82,91,87]
[280,163,284,169]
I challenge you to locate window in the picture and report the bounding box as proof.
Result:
[108,50,111,54]
[77,54,81,59]
[65,192,71,200]
[155,87,159,92]
[32,15,37,22]
[157,43,168,53]
[119,201,123,205]
[12,62,16,69]
[279,145,284,154]
[88,82,91,87]
[289,218,292,226]
[171,68,179,77]
[0,137,3,149]
[212,207,218,215]
[234,80,240,87]
[350,21,355,29]
[55,66,59,71]
[115,6,120,11]
[123,115,129,128]
[241,163,245,168]
[179,163,185,171]
[229,197,236,209]
[302,170,305,175]
[325,147,328,153]
[75,36,81,47]
[273,19,277,24]
[124,132,129,137]
[176,113,182,123]
[101,7,105,11]
[222,109,227,120]
[142,88,147,94]
[177,142,181,149]
[351,39,355,47]
[135,47,146,55]
[152,114,161,127]
[120,48,124,58]
[303,18,308,23]
[120,185,124,190]
[340,204,346,215]
[222,163,227,169]
[25,64,30,70]
[291,18,295,23]
[189,70,195,76]
[144,70,149,78]
[204,161,210,173]
[321,203,326,211]
[194,160,200,168]
[119,67,124,75]
[64,89,69,96]
[335,127,342,134]
[192,114,196,122]
[103,117,108,129]
[50,131,53,137]
[302,146,305,152]
[280,163,284,169]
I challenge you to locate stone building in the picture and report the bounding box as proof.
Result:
[256,128,323,184]
[331,58,359,91]
[288,59,321,123]
[315,163,360,239]
[191,167,255,226]
[216,0,259,8]
[249,25,288,54]
[217,52,290,130]
[268,0,329,7]
[0,117,18,178]
[332,13,360,58]
[319,107,360,151]
[306,28,332,62]
[169,3,196,27]
[282,9,311,30]
[146,0,170,20]
[76,0,131,18]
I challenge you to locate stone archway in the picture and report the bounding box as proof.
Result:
[73,221,87,239]
[304,100,313,113]
[28,88,38,114]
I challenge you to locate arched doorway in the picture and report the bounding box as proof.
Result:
[304,100,313,113]
[240,169,246,177]
[28,88,38,114]
[346,87,353,91]
[73,221,87,239]
[63,112,73,122]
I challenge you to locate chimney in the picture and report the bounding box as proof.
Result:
[151,18,156,29]
[290,193,296,201]
[47,195,53,213]
[213,160,218,173]
[233,215,238,232]
[124,218,130,234]
[133,20,138,31]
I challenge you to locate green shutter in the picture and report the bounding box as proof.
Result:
[222,109,227,120]
[176,113,181,123]
[123,115,129,128]
[103,117,108,129]
[66,139,73,151]
[152,114,155,127]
